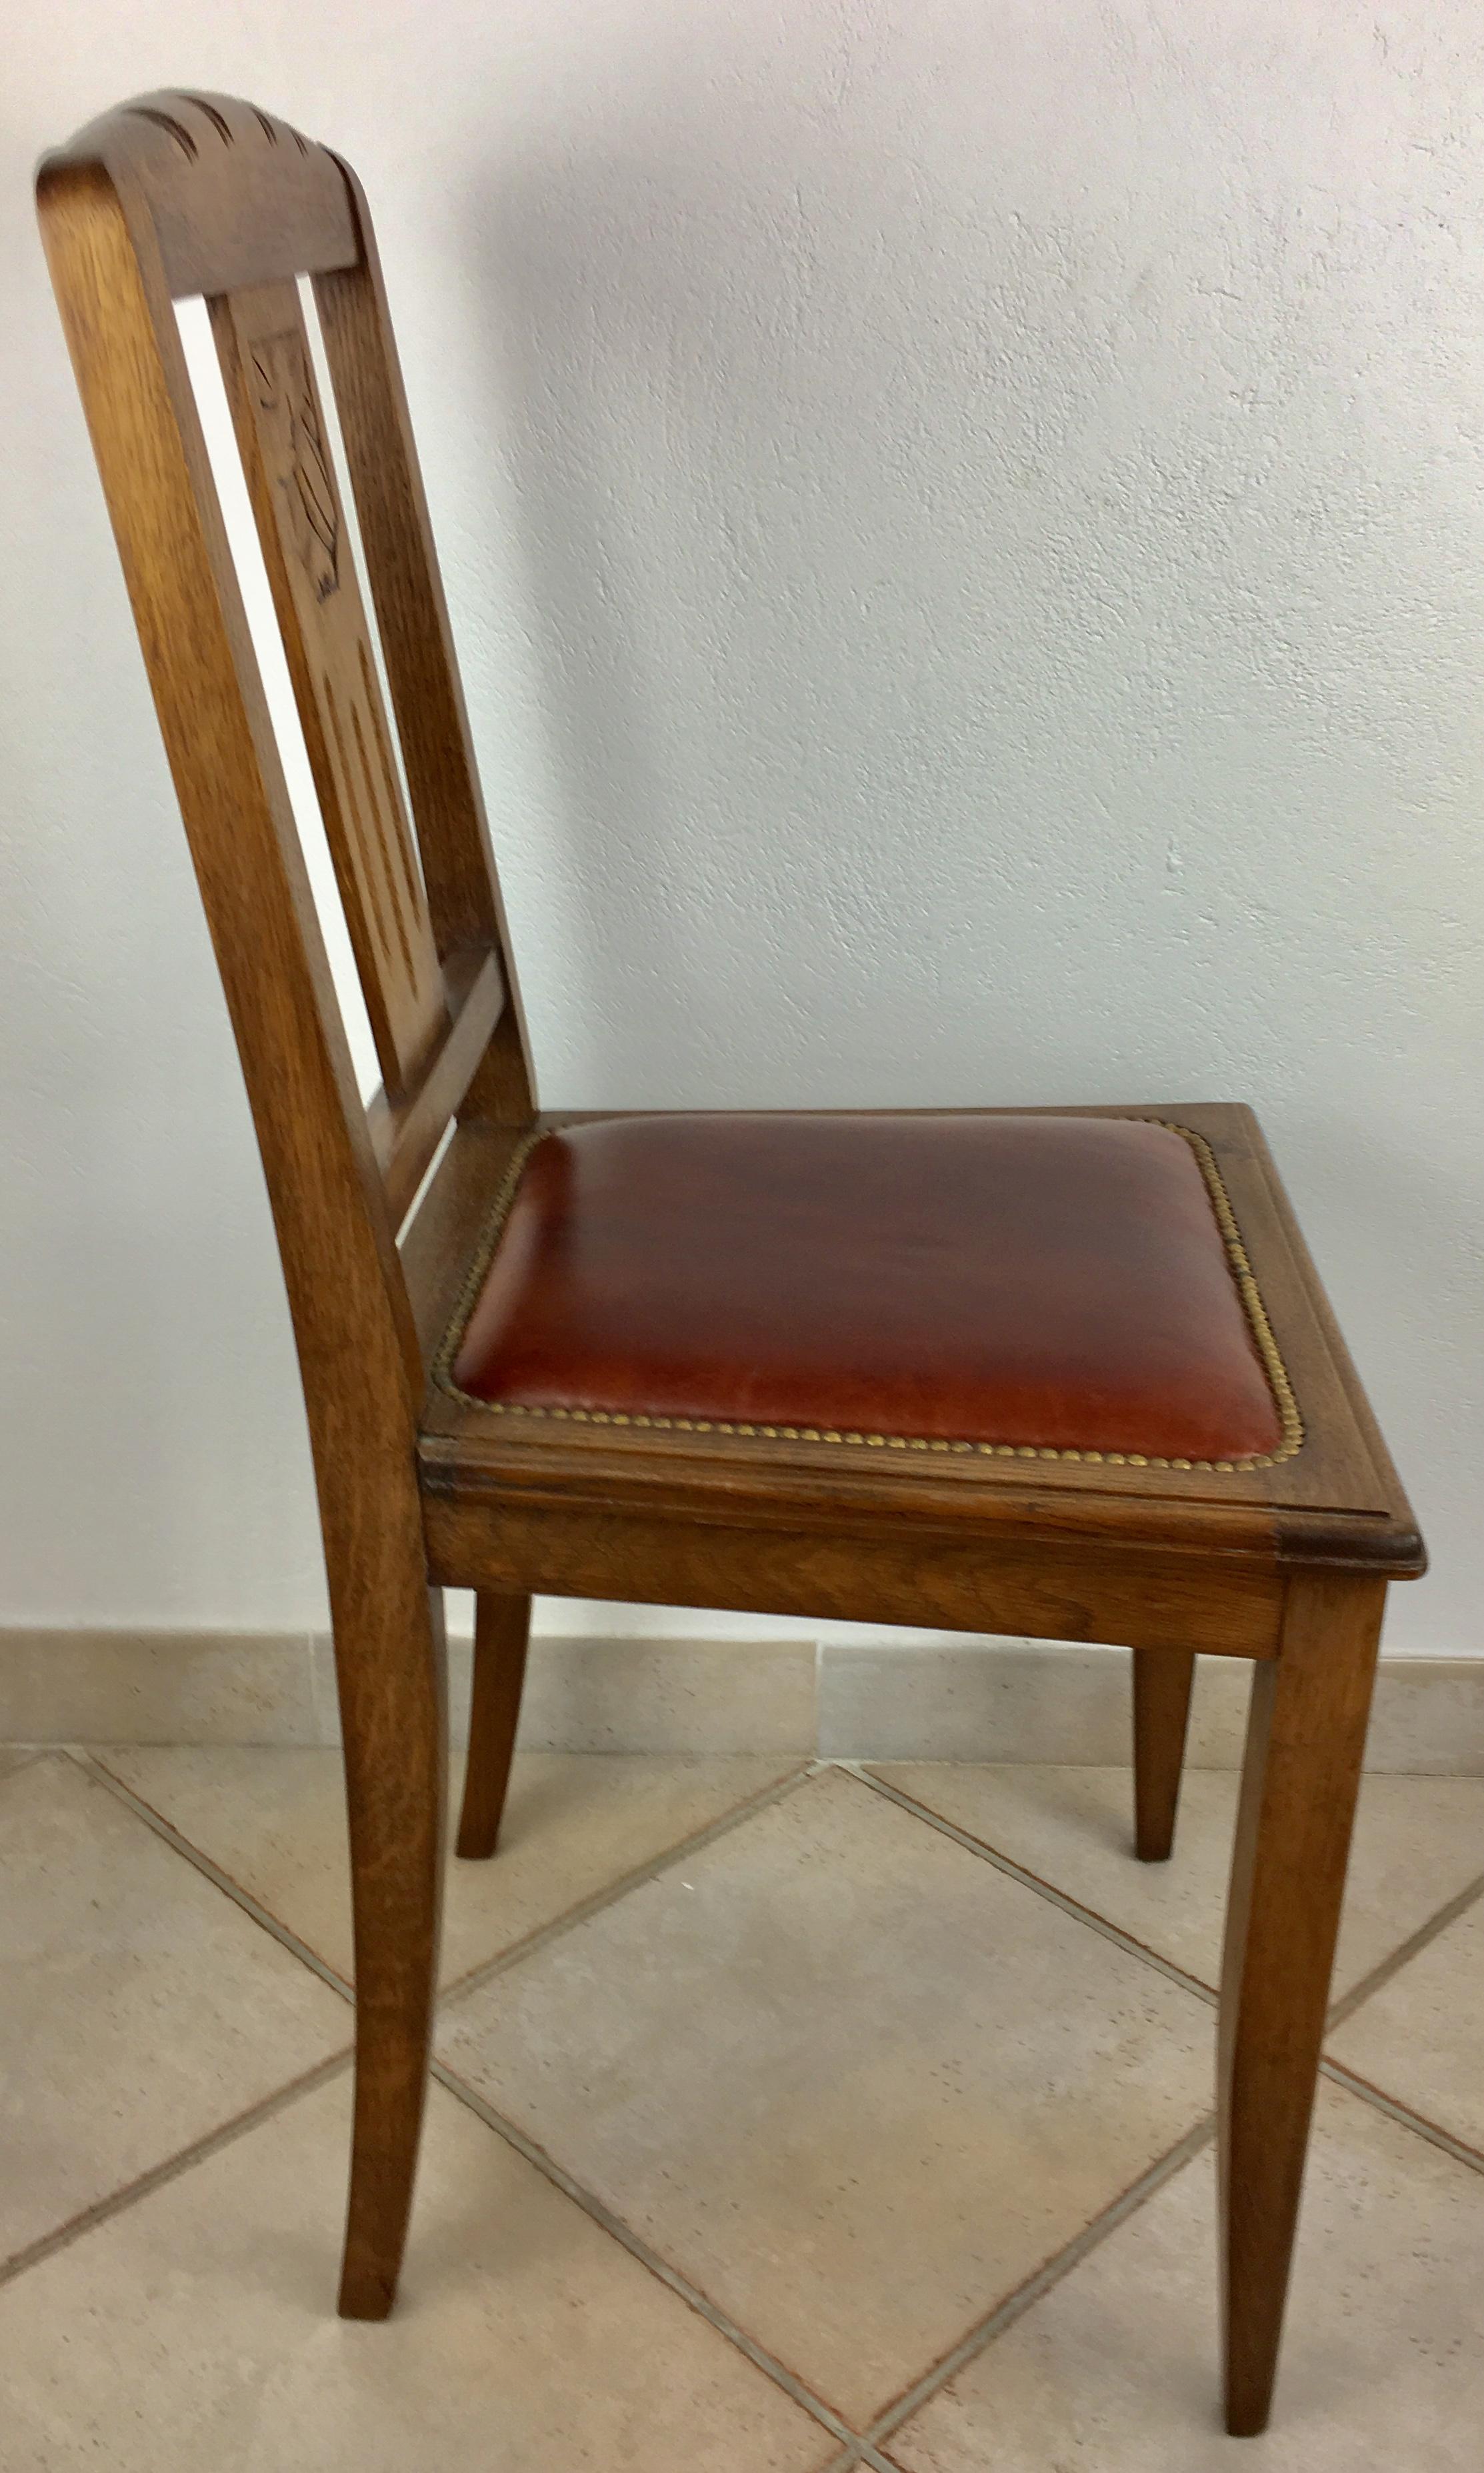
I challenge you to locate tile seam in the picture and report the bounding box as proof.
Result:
[1319,2058,1484,2178]
[865,2116,1217,2450]
[81,1748,823,2015]
[848,1765,1484,2040]
[843,1764,1219,2008]
[1324,1865,1484,2032]
[77,1750,357,2003]
[0,2048,351,2290]
[69,1753,862,2444]
[437,1759,823,2008]
[23,1749,1483,2456]
[429,2056,864,2451]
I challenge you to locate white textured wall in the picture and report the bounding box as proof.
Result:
[1,2,1479,1650]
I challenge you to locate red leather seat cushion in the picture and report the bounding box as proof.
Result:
[450,1113,1286,1467]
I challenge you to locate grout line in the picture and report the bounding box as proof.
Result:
[1320,2058,1484,2178]
[1325,1866,1484,2031]
[842,1761,1484,2054]
[437,1758,824,2010]
[31,1747,1479,2444]
[865,2116,1216,2448]
[0,1749,50,1802]
[0,2047,352,2290]
[844,1764,1219,2010]
[77,1752,357,2004]
[81,1750,823,2025]
[428,2056,864,2452]
[73,1748,865,2437]
[26,1748,1484,2458]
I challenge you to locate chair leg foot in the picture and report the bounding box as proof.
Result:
[331,1564,447,2321]
[1218,1575,1382,2436]
[456,1593,531,1860]
[1132,1647,1195,1861]
[339,2240,403,2319]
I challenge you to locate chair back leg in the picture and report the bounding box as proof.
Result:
[1132,1646,1197,1860]
[1217,1573,1383,2434]
[457,1592,533,1859]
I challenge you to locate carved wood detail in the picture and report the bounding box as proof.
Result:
[212,279,447,1090]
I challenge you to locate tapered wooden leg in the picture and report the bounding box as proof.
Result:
[1218,1574,1383,2436]
[1132,1647,1196,1861]
[331,1548,448,2320]
[457,1592,531,1859]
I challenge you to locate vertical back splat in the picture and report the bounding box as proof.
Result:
[212,278,447,1092]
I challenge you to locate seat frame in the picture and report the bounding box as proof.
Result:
[37,92,1424,2440]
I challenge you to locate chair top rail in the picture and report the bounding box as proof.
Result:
[38,90,358,297]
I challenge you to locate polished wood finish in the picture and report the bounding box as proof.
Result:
[331,1530,447,2318]
[212,278,447,1091]
[457,1594,532,1859]
[314,162,535,1125]
[61,91,359,297]
[411,1105,1423,1570]
[35,93,523,2319]
[38,90,1424,2432]
[1219,1574,1383,2434]
[1132,1648,1197,1861]
[423,1482,1289,1658]
[367,947,506,1225]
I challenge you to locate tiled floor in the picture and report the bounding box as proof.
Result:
[2,1749,1483,2468]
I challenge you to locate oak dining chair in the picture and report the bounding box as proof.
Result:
[37,91,1425,2438]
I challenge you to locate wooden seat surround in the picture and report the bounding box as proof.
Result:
[445,1111,1289,1464]
[37,89,1424,2442]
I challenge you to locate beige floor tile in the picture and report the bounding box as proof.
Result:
[888,2081,1484,2470]
[438,1765,1211,2428]
[0,2075,832,2472]
[869,1766,1484,1998]
[1329,1893,1484,2154]
[0,1754,348,2261]
[98,1747,801,1986]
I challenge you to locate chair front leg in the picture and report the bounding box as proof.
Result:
[329,1521,448,2320]
[1218,1572,1383,2436]
[457,1591,532,1858]
[1132,1647,1196,1860]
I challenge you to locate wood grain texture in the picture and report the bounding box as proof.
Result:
[456,1593,531,1860]
[41,91,356,297]
[315,165,536,1124]
[1132,1647,1197,1860]
[212,279,447,1091]
[330,1514,448,2318]
[37,134,450,2324]
[369,947,506,1225]
[423,1491,1289,1658]
[38,93,1425,2428]
[411,1107,1425,1579]
[1219,1574,1384,2434]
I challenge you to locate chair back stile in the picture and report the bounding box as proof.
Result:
[33,94,1429,2426]
[35,93,535,1456]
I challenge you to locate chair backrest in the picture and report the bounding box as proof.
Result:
[36,93,535,1456]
